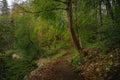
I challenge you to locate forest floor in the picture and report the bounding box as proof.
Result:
[24,50,82,80]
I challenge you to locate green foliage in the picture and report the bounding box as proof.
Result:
[73,0,98,48]
[51,49,66,59]
[67,49,81,73]
[96,18,120,52]
[0,57,6,80]
[0,16,14,50]
[32,0,62,20]
[13,15,42,60]
[68,54,81,73]
[4,57,37,80]
[1,0,120,80]
[44,43,66,57]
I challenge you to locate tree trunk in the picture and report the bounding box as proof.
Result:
[116,0,120,7]
[99,0,103,26]
[105,0,114,20]
[66,0,82,54]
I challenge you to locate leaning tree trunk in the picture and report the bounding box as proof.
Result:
[66,0,82,54]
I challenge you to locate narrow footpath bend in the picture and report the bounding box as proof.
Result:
[25,50,82,80]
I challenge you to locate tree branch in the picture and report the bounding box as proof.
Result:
[16,4,66,14]
[53,0,67,4]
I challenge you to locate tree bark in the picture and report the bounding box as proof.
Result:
[99,0,103,26]
[116,0,120,7]
[105,0,114,20]
[66,0,82,54]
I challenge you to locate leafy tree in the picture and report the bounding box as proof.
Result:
[0,0,14,51]
[1,0,9,15]
[26,0,83,55]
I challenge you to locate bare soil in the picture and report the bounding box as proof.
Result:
[25,50,82,80]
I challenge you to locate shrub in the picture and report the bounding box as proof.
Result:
[4,57,37,80]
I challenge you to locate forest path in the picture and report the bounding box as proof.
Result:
[25,50,82,80]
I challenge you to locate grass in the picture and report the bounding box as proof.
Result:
[67,47,82,73]
[51,49,66,59]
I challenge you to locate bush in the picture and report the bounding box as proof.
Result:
[97,21,120,52]
[0,57,6,80]
[4,57,37,80]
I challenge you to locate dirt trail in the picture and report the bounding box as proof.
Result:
[25,50,82,80]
